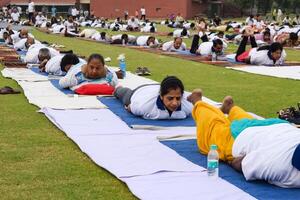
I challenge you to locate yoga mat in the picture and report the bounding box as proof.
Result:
[98,97,195,128]
[50,79,75,95]
[30,67,49,76]
[161,139,300,200]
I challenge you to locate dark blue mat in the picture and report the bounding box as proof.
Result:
[16,50,27,56]
[30,67,74,95]
[98,97,195,127]
[50,79,74,95]
[30,67,49,76]
[161,139,300,200]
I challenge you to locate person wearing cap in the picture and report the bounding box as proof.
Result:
[188,89,300,188]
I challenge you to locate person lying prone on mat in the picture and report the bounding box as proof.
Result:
[235,28,286,66]
[189,32,227,61]
[188,90,300,188]
[39,53,86,76]
[162,37,187,52]
[114,76,193,120]
[24,43,60,64]
[59,53,118,91]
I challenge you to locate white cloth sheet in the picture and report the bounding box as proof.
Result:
[122,172,256,200]
[1,68,49,82]
[69,134,204,178]
[227,66,300,80]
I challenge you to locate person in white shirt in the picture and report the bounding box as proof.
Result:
[111,34,136,45]
[35,12,47,27]
[140,6,146,21]
[136,35,159,47]
[245,15,256,26]
[127,16,140,31]
[187,90,300,188]
[10,9,20,24]
[235,30,286,66]
[64,16,79,36]
[71,7,77,18]
[140,23,156,33]
[24,44,60,63]
[78,28,98,39]
[13,37,40,50]
[173,28,190,38]
[28,0,35,22]
[190,33,227,60]
[10,28,33,44]
[59,54,118,91]
[114,76,193,120]
[162,37,186,52]
[91,32,111,42]
[41,53,85,76]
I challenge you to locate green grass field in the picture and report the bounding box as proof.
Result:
[1,27,300,199]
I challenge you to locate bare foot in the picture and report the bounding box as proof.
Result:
[220,96,234,114]
[187,89,203,105]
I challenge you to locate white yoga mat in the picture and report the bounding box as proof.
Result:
[122,172,256,200]
[1,68,49,82]
[227,66,300,80]
[68,134,204,178]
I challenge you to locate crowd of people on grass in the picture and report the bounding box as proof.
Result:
[1,2,300,189]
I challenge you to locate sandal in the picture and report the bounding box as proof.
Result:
[0,86,21,95]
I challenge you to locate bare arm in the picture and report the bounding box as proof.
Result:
[229,156,245,173]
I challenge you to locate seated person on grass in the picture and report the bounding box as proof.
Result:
[59,54,118,91]
[39,53,86,76]
[235,28,286,66]
[187,89,300,188]
[162,37,187,52]
[114,76,193,120]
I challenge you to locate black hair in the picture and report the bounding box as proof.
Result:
[160,76,184,96]
[263,31,271,36]
[258,42,283,52]
[290,32,298,41]
[150,26,155,33]
[146,36,155,45]
[218,31,224,36]
[87,53,104,65]
[174,37,182,42]
[100,32,106,39]
[121,34,128,40]
[190,22,195,28]
[181,28,188,36]
[60,53,80,72]
[212,39,223,47]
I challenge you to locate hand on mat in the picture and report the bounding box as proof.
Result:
[125,105,131,112]
[39,59,48,72]
[230,156,245,172]
[187,89,202,105]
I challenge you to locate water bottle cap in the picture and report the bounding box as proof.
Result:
[210,144,217,150]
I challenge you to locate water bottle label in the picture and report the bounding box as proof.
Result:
[207,160,218,169]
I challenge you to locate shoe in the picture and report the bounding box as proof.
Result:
[135,67,144,76]
[142,67,151,76]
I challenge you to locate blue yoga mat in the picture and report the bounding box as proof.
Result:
[29,68,74,94]
[50,79,74,95]
[98,97,195,127]
[161,139,300,200]
[30,67,49,76]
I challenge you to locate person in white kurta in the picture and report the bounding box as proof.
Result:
[24,43,60,63]
[44,54,86,76]
[136,35,159,47]
[232,123,300,188]
[162,37,186,52]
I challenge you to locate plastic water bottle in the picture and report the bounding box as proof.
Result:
[118,54,126,78]
[207,144,219,178]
